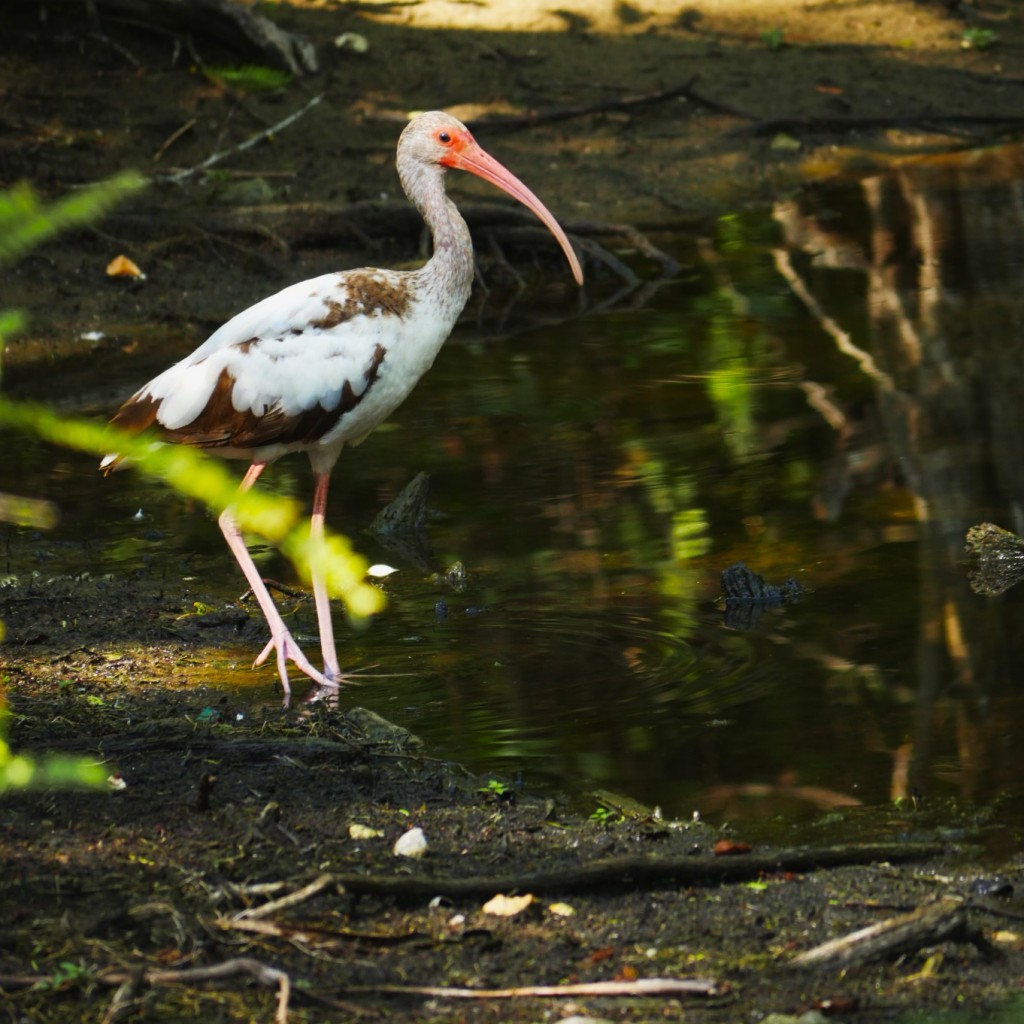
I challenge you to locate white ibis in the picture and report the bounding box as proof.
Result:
[102,110,583,699]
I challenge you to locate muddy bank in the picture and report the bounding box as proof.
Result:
[3,666,1023,1023]
[4,0,1024,343]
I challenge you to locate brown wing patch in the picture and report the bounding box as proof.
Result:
[354,275,411,318]
[110,343,388,451]
[313,300,349,331]
[311,274,411,330]
[109,392,162,435]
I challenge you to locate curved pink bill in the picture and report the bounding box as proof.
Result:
[447,140,584,286]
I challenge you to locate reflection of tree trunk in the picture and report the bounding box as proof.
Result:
[861,168,986,798]
[776,148,1024,802]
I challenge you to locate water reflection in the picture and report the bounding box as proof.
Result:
[775,145,1024,816]
[7,147,1024,829]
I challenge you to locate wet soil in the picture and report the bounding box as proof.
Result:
[3,607,1024,1023]
[5,1,1024,1020]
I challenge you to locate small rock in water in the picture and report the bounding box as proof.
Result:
[721,561,804,606]
[372,472,430,535]
[444,560,468,590]
[965,522,1024,596]
[719,561,805,630]
[968,875,1013,899]
[346,707,423,751]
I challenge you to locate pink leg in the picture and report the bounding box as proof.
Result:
[310,470,342,682]
[219,462,334,696]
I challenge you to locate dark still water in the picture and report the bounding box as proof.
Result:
[6,146,1024,829]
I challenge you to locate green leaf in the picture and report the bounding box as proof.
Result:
[0,172,146,266]
[0,399,385,616]
[206,64,292,93]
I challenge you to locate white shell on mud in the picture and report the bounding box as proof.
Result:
[393,827,429,858]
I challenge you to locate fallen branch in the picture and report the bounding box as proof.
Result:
[464,74,1024,140]
[740,111,1024,137]
[333,841,946,903]
[88,0,316,74]
[792,895,996,969]
[471,77,707,130]
[568,220,681,276]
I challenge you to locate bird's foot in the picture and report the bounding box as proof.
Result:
[254,629,339,696]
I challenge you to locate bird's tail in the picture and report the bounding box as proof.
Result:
[99,452,129,474]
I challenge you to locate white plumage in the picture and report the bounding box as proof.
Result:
[104,110,583,702]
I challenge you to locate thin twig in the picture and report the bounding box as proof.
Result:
[233,872,338,921]
[240,578,310,602]
[340,976,722,999]
[219,915,426,946]
[153,118,198,162]
[159,94,324,185]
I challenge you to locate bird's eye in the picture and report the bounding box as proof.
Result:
[437,131,452,144]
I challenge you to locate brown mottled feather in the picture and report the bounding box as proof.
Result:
[313,276,412,330]
[112,343,387,451]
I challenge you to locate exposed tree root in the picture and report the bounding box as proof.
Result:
[34,0,318,75]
